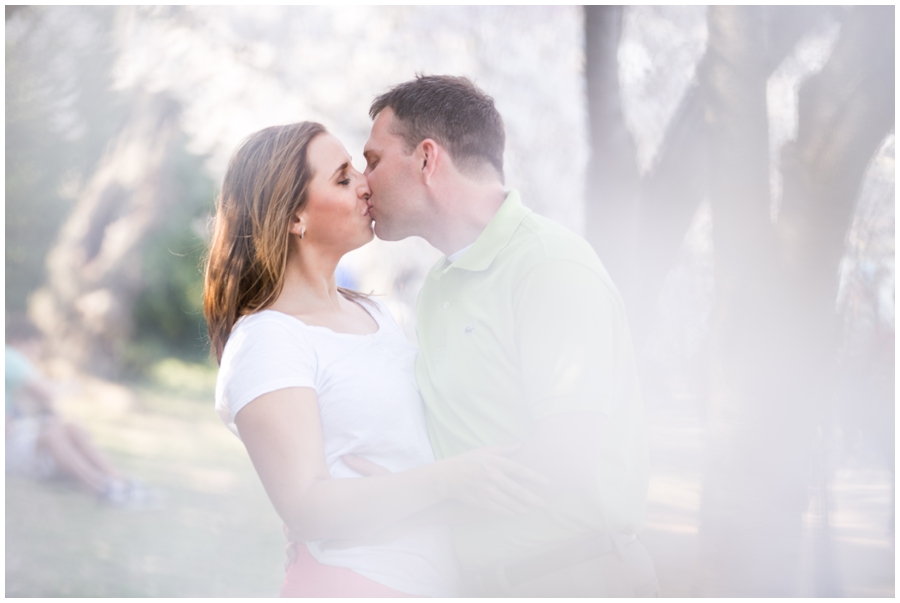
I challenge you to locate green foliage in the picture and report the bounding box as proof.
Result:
[147,357,218,395]
[128,144,217,370]
[7,7,219,369]
[6,6,125,314]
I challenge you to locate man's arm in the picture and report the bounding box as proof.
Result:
[512,411,608,510]
[238,387,546,542]
[335,412,606,541]
[510,257,639,516]
[333,258,636,539]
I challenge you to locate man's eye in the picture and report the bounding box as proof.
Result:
[338,178,351,186]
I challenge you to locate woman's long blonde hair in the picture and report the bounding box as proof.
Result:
[203,122,364,362]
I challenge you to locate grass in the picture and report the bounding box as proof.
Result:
[5,361,286,597]
[9,361,892,596]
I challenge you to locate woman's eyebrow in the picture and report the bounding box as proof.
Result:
[331,161,349,178]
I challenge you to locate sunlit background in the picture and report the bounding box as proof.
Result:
[6,6,893,597]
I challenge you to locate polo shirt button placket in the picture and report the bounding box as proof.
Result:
[440,301,451,355]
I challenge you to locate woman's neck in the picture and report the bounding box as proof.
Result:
[272,244,344,315]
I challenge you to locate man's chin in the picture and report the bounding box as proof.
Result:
[373,222,404,242]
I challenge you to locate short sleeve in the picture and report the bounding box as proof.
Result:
[215,315,317,435]
[513,259,627,420]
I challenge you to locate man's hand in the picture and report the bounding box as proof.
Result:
[343,454,392,477]
[346,448,549,516]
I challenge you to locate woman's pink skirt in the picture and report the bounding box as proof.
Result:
[280,545,418,597]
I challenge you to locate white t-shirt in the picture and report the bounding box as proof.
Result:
[215,298,460,597]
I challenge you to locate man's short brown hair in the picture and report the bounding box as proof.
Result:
[369,75,505,181]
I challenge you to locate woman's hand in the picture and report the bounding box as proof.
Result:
[345,445,550,516]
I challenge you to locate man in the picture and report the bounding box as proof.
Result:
[360,75,656,596]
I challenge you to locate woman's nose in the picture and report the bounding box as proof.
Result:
[358,179,371,200]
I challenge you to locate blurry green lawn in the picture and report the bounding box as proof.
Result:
[10,362,891,597]
[6,362,285,597]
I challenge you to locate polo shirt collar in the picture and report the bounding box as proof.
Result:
[446,190,531,272]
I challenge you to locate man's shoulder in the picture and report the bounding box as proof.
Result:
[503,211,605,274]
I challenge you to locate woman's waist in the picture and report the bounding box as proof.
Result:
[307,526,460,594]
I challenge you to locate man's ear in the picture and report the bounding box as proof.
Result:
[418,138,440,185]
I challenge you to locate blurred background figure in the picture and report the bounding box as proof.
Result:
[6,316,147,507]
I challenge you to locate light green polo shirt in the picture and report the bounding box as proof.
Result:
[416,190,648,570]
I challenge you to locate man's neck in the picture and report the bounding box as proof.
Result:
[428,182,507,256]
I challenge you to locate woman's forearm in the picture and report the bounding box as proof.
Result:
[238,388,461,542]
[236,388,546,543]
[282,461,449,541]
[284,448,547,541]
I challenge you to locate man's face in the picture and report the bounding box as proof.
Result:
[363,108,427,241]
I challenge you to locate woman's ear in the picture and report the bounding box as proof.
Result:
[288,211,307,239]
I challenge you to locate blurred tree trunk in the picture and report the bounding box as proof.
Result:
[694,6,803,596]
[29,92,183,378]
[772,7,894,595]
[583,5,706,404]
[583,5,639,299]
[695,5,894,596]
[584,4,894,597]
[584,5,827,361]
[623,6,833,349]
[630,83,708,349]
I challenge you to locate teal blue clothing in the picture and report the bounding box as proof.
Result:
[6,346,36,418]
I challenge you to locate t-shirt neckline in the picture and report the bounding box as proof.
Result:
[254,302,382,339]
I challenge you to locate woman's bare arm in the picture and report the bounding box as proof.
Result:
[235,386,547,542]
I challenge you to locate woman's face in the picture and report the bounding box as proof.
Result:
[298,133,374,254]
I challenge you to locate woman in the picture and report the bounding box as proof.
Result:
[204,122,545,597]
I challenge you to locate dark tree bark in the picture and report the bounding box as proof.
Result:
[778,7,895,309]
[583,6,640,298]
[583,4,893,596]
[29,92,183,378]
[597,7,832,349]
[695,5,894,596]
[763,6,837,73]
[630,83,708,347]
[775,7,894,594]
[693,8,794,595]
